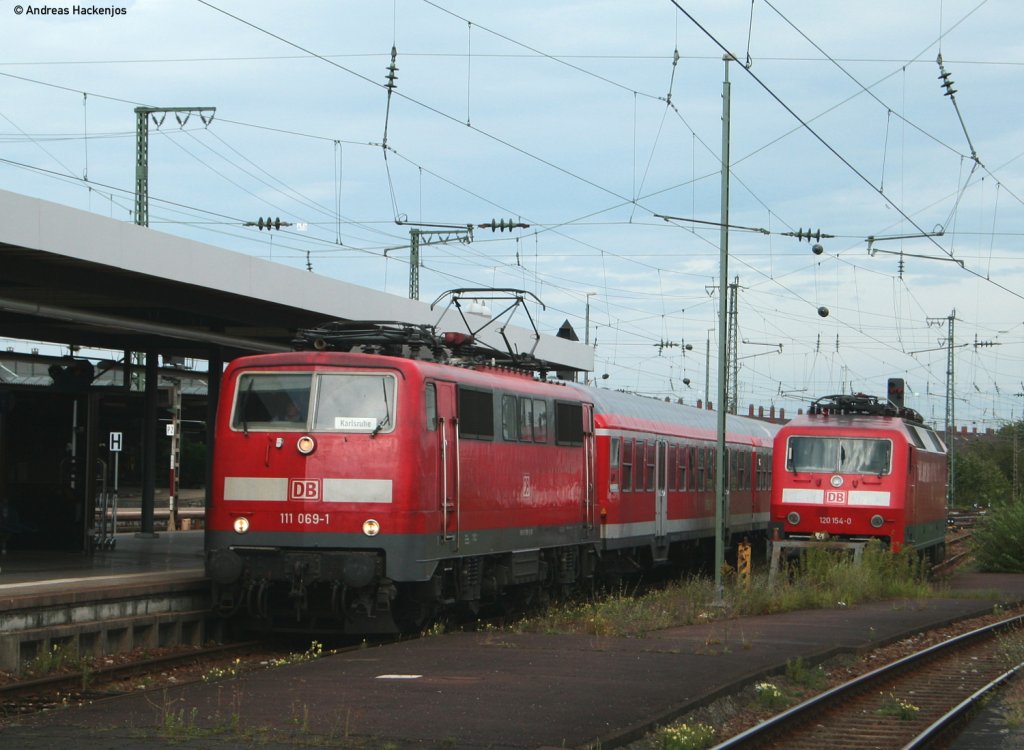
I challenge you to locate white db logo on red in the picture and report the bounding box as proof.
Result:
[290,479,321,501]
[825,490,847,505]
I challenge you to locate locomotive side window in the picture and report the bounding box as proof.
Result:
[907,427,927,450]
[519,398,534,441]
[554,401,584,446]
[787,436,892,475]
[458,387,494,440]
[501,395,518,440]
[925,429,946,453]
[425,383,437,431]
[231,373,312,431]
[532,400,549,443]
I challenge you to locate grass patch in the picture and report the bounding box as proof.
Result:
[514,541,933,637]
[653,721,717,750]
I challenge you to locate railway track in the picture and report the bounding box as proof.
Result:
[0,640,268,719]
[712,613,1024,750]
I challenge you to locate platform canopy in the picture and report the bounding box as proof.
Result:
[0,188,593,371]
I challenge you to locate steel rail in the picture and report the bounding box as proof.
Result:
[0,640,260,703]
[712,613,1024,750]
[904,662,1023,749]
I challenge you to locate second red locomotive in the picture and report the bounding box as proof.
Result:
[769,392,948,560]
[206,321,778,634]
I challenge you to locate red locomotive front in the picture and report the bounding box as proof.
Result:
[206,348,598,633]
[770,394,947,557]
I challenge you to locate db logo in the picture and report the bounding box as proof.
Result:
[290,479,321,501]
[825,490,847,505]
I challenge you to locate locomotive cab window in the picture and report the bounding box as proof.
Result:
[231,373,312,430]
[312,373,396,433]
[231,372,396,434]
[786,436,892,475]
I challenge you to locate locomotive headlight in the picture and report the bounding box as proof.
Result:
[233,516,250,534]
[830,475,843,488]
[296,435,317,455]
[870,514,885,528]
[786,511,800,526]
[362,519,380,537]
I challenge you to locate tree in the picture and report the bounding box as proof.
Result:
[953,449,1013,508]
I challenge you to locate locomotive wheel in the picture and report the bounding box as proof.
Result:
[392,590,437,634]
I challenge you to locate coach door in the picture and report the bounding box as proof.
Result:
[583,403,595,529]
[655,439,668,538]
[433,381,460,547]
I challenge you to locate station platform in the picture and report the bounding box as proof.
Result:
[0,529,205,591]
[4,570,1024,750]
[0,531,208,673]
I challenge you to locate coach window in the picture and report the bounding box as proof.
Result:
[706,448,716,488]
[679,446,689,490]
[633,442,644,491]
[622,439,634,491]
[668,445,678,491]
[645,442,656,490]
[501,395,518,441]
[459,387,494,440]
[425,383,437,431]
[696,448,705,490]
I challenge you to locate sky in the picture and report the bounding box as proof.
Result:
[1,0,1023,431]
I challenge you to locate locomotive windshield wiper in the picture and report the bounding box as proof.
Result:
[371,379,392,438]
[240,378,254,435]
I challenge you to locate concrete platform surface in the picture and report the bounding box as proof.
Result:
[3,571,1024,750]
[0,530,204,601]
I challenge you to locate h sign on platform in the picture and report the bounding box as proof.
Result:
[109,431,123,452]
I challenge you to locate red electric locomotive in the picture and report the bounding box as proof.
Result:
[769,393,948,559]
[206,321,777,634]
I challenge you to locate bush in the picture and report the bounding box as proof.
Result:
[971,501,1024,572]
